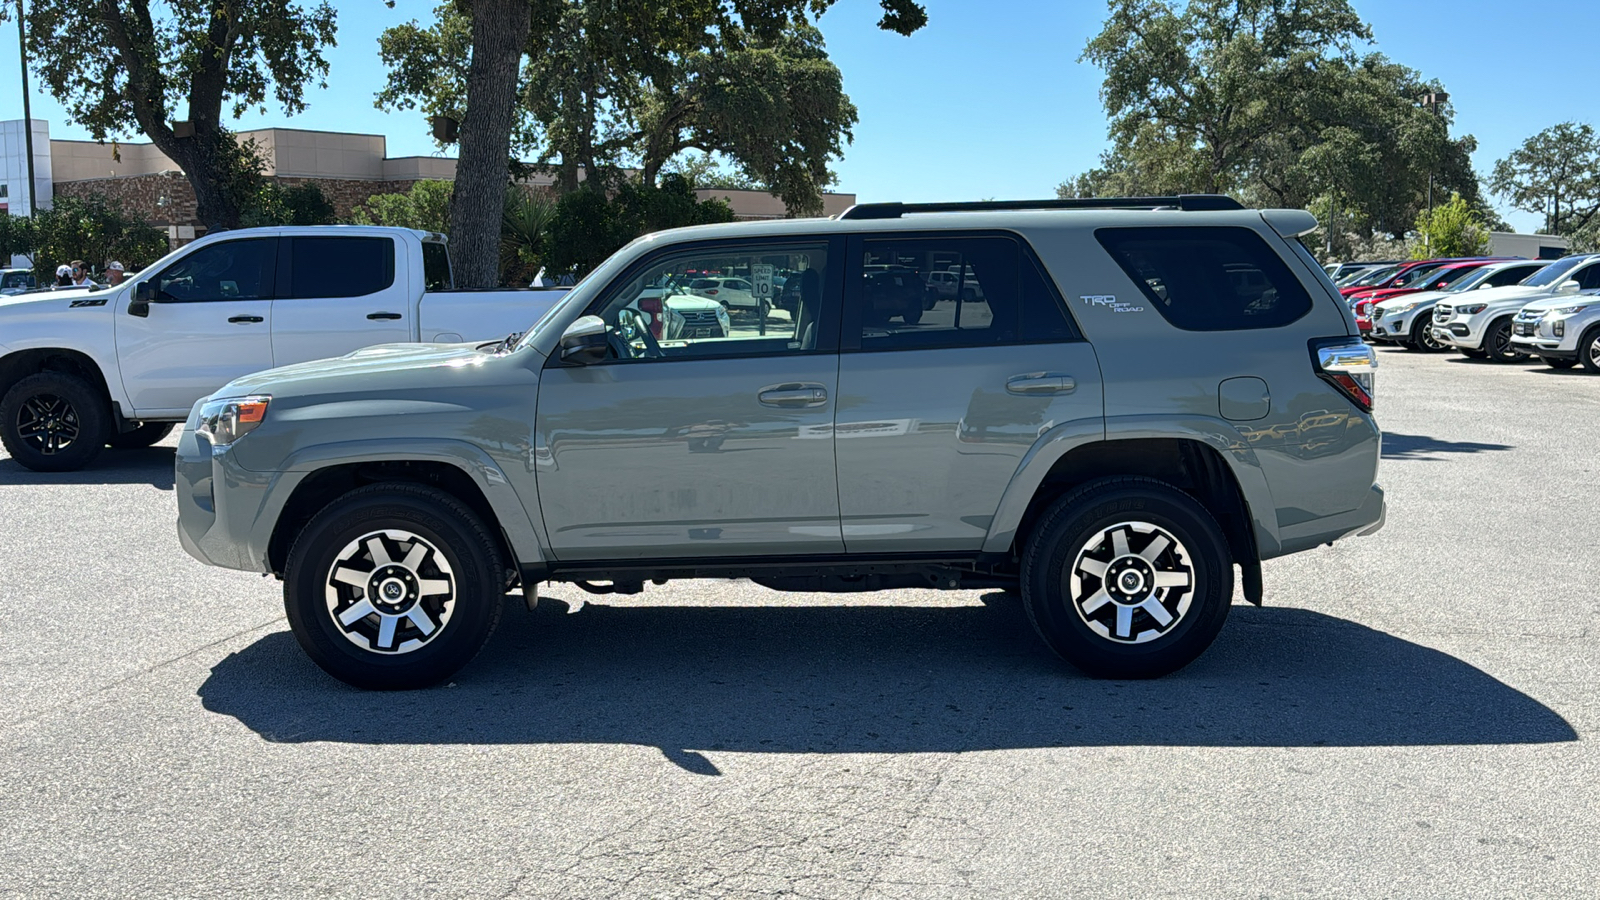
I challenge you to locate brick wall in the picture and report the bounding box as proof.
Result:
[52,174,423,231]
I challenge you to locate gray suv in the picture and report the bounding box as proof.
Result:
[175,196,1385,689]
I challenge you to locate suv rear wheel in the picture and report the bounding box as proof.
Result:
[283,484,505,690]
[0,371,111,472]
[1485,318,1527,363]
[1020,478,1233,679]
[1581,325,1600,374]
[1409,316,1446,352]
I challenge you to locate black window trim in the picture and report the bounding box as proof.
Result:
[840,228,1085,353]
[545,234,847,369]
[152,236,278,304]
[1094,224,1315,333]
[278,235,397,301]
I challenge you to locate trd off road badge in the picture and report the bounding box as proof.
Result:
[1080,294,1145,314]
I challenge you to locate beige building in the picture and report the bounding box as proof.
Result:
[25,122,855,242]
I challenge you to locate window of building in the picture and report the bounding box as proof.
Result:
[287,237,395,299]
[1095,226,1314,331]
[153,238,276,302]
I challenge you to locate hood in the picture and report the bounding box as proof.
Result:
[663,293,723,311]
[215,342,506,399]
[1374,289,1449,311]
[1353,286,1418,302]
[0,284,117,310]
[1516,290,1600,314]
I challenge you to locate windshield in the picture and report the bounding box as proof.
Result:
[1347,264,1400,287]
[1522,255,1588,287]
[1389,264,1442,288]
[1441,266,1497,292]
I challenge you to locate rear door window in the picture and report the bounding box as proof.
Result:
[1095,226,1314,331]
[422,241,452,291]
[287,236,395,299]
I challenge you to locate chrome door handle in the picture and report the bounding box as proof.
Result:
[758,383,828,408]
[1006,373,1076,395]
[227,315,264,324]
[367,312,403,320]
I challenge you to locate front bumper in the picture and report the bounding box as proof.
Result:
[1370,308,1424,342]
[1432,314,1487,351]
[175,423,305,574]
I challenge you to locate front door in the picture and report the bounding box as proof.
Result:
[834,233,1105,553]
[270,234,413,367]
[535,237,843,560]
[115,236,279,417]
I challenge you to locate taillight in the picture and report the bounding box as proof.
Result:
[705,289,718,295]
[1311,337,1376,412]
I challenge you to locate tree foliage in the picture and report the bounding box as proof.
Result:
[13,0,338,232]
[1411,192,1489,259]
[543,175,733,277]
[17,195,169,282]
[242,182,338,227]
[1067,0,1487,250]
[1489,123,1600,238]
[352,180,457,234]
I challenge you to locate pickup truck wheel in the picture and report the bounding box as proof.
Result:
[107,422,175,449]
[1485,319,1527,362]
[0,371,110,472]
[1020,478,1232,679]
[1581,326,1600,374]
[284,484,504,690]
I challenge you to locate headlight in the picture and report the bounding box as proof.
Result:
[1386,302,1419,315]
[1457,303,1488,315]
[1549,305,1589,316]
[196,395,271,450]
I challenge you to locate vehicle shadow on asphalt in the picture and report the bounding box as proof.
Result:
[1381,432,1512,460]
[0,448,175,489]
[198,596,1575,772]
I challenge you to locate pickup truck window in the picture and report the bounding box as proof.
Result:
[154,238,276,303]
[423,241,452,291]
[288,237,395,299]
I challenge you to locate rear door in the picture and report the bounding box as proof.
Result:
[115,236,278,417]
[834,232,1105,553]
[270,234,413,366]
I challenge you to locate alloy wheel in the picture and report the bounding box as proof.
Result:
[1590,335,1600,369]
[324,529,457,655]
[15,394,81,455]
[1066,521,1195,644]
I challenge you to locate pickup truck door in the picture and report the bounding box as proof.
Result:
[270,235,413,367]
[534,238,844,561]
[115,236,279,417]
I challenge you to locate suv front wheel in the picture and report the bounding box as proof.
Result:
[284,484,505,690]
[1021,478,1233,679]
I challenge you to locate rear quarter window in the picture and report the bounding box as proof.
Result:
[1095,226,1314,331]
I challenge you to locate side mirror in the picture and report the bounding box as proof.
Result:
[558,315,609,365]
[127,281,155,318]
[1558,279,1581,294]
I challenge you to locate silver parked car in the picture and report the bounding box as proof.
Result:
[174,195,1384,689]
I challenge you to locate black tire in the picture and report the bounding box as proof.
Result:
[1461,347,1489,360]
[1539,356,1578,370]
[283,483,505,690]
[1485,318,1527,362]
[1020,478,1233,679]
[1581,325,1600,374]
[901,302,923,325]
[107,422,175,449]
[0,371,111,472]
[1409,315,1447,352]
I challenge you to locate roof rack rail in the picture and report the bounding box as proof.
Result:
[836,194,1244,220]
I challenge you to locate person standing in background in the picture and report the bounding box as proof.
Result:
[104,261,127,286]
[69,261,94,287]
[55,264,73,286]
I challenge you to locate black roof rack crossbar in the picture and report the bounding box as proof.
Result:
[837,194,1244,220]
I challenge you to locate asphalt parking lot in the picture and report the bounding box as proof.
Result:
[2,347,1597,898]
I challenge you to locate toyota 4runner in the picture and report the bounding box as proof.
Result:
[174,196,1385,690]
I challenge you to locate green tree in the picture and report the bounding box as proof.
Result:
[665,153,771,192]
[0,214,38,266]
[351,180,456,233]
[10,1,338,233]
[543,175,733,277]
[1489,123,1600,237]
[380,0,925,287]
[1411,192,1489,258]
[28,195,168,283]
[242,182,338,227]
[500,187,557,285]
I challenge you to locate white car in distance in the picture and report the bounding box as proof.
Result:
[1509,289,1600,371]
[1371,259,1548,351]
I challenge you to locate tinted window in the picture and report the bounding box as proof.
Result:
[154,238,275,302]
[584,242,830,362]
[288,237,395,299]
[1578,263,1600,291]
[1486,265,1542,287]
[1095,227,1313,331]
[423,241,452,291]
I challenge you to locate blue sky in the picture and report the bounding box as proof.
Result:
[1,0,1594,232]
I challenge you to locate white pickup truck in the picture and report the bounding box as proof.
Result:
[0,225,569,471]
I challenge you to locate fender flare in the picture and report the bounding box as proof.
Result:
[982,414,1282,559]
[275,437,546,567]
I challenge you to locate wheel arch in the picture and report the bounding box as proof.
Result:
[0,348,120,420]
[985,421,1279,597]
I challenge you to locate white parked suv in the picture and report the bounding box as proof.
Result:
[1510,290,1600,371]
[1432,254,1600,361]
[1370,259,1547,351]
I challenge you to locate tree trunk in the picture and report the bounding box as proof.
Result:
[451,0,532,287]
[159,130,242,233]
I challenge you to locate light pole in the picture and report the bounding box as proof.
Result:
[15,0,37,215]
[1421,91,1450,254]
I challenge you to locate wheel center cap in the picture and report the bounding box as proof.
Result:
[369,566,416,612]
[1119,570,1146,594]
